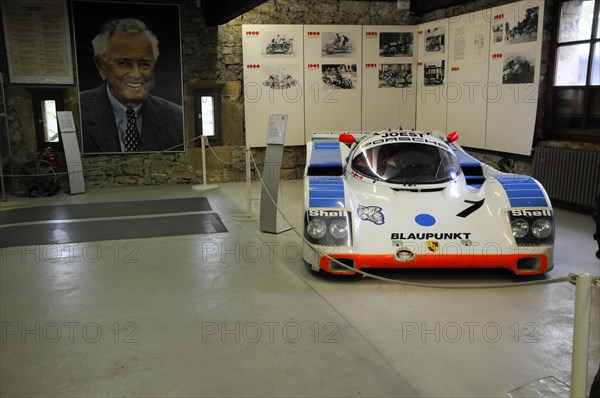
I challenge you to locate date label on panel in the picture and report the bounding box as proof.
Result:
[365,31,378,38]
[306,31,321,38]
[307,64,320,69]
[247,64,261,69]
[245,30,260,37]
[492,53,503,59]
[451,66,460,72]
[365,63,377,68]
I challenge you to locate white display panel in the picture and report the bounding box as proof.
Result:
[485,0,544,155]
[362,25,417,131]
[416,19,449,132]
[1,0,74,84]
[242,24,305,148]
[446,11,491,149]
[304,25,363,138]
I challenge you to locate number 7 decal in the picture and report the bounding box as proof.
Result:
[456,199,485,218]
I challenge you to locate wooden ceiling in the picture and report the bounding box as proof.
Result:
[200,0,475,26]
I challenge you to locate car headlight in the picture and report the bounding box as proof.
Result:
[531,219,553,239]
[511,218,529,238]
[508,209,554,245]
[307,219,327,239]
[304,210,353,246]
[329,219,348,239]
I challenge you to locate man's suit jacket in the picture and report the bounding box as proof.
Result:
[80,85,184,153]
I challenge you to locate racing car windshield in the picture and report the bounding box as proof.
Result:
[351,143,462,185]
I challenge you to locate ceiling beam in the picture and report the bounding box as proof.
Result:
[200,0,269,26]
[198,0,478,26]
[410,0,475,15]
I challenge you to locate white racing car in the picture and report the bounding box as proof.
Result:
[303,130,554,276]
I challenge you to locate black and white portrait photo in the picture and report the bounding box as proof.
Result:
[73,1,184,154]
[425,27,446,53]
[321,64,357,89]
[424,60,445,85]
[505,5,539,44]
[379,63,412,88]
[262,32,295,56]
[379,32,413,57]
[322,32,354,57]
[502,52,535,84]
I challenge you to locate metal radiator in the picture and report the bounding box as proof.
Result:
[533,146,600,210]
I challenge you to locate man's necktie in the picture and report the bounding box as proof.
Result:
[125,108,140,152]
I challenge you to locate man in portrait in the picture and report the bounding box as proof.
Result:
[79,18,183,153]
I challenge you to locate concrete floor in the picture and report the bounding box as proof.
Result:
[1,180,599,397]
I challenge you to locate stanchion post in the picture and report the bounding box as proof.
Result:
[245,147,252,215]
[570,273,593,398]
[230,147,257,221]
[192,135,219,191]
[202,135,208,185]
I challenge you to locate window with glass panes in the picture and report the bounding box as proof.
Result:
[29,89,64,149]
[546,0,600,139]
[193,89,222,146]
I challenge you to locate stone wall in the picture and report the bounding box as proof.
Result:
[82,0,418,187]
[1,0,562,189]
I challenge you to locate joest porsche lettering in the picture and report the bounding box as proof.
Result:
[365,131,451,151]
[303,129,555,277]
[390,232,472,240]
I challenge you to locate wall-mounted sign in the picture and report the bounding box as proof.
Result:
[1,0,74,84]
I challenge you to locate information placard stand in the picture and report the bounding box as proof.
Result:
[259,114,291,234]
[57,111,85,194]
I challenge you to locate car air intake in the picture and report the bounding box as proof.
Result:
[329,257,355,272]
[517,257,540,272]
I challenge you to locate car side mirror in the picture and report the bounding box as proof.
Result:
[339,133,355,146]
[446,131,459,143]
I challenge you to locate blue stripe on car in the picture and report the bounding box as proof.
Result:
[308,176,345,208]
[450,143,485,188]
[496,176,548,207]
[308,142,343,176]
[450,144,480,167]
